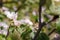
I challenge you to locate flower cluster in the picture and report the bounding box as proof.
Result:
[0,22,9,36]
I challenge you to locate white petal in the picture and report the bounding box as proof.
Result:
[2,7,9,11]
[4,11,18,19]
[0,22,9,29]
[4,11,10,15]
[20,18,33,25]
[13,19,21,26]
[41,18,44,23]
[19,19,25,24]
[4,11,13,19]
[32,11,36,16]
[42,7,46,12]
[2,30,8,36]
[25,19,33,25]
[13,6,17,11]
[11,12,18,19]
[0,30,3,34]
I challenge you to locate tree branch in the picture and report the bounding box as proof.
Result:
[48,28,56,36]
[32,15,59,40]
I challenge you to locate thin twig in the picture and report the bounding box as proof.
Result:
[32,15,59,40]
[32,0,45,40]
[0,0,3,7]
[48,28,56,36]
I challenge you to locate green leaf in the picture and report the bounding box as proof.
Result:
[31,15,38,23]
[7,36,12,40]
[46,0,52,9]
[0,36,3,40]
[56,21,60,34]
[21,27,32,40]
[10,30,21,40]
[37,32,49,40]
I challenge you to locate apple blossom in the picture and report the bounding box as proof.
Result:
[2,6,9,11]
[32,10,36,16]
[4,11,18,20]
[0,22,9,36]
[20,18,33,25]
[13,19,21,26]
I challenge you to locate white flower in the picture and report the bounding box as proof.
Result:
[32,10,36,16]
[0,30,2,34]
[2,30,8,36]
[4,10,12,19]
[24,18,33,25]
[19,19,25,24]
[11,12,18,20]
[0,22,9,29]
[0,22,9,36]
[4,11,18,20]
[2,6,9,11]
[20,18,33,25]
[13,6,17,11]
[42,7,45,11]
[41,17,44,23]
[54,33,60,38]
[13,19,21,26]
